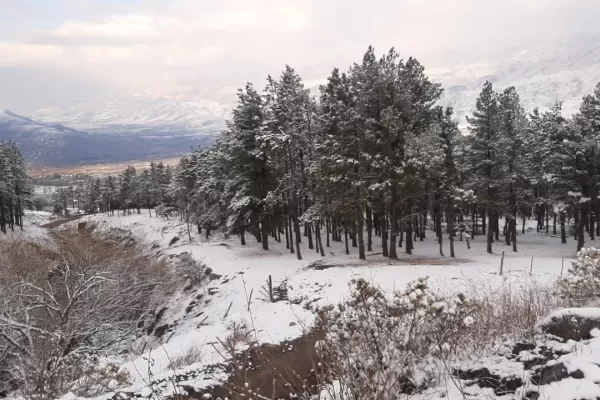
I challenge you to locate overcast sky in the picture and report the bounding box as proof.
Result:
[2,0,600,115]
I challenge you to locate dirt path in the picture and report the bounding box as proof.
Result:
[41,214,85,229]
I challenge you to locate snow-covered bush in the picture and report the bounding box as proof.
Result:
[316,277,475,399]
[557,247,600,306]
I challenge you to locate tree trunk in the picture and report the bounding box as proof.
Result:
[381,201,388,258]
[356,189,366,260]
[494,213,500,241]
[437,211,444,257]
[344,220,350,255]
[366,205,373,252]
[316,223,325,257]
[388,185,398,259]
[294,217,302,260]
[486,209,493,254]
[577,206,586,252]
[307,222,314,249]
[406,220,413,255]
[561,212,567,244]
[398,223,404,248]
[289,215,295,254]
[448,207,456,258]
[261,218,269,250]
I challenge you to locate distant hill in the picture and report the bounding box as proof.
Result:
[0,109,211,167]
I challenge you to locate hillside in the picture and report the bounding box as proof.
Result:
[435,35,600,125]
[0,109,210,166]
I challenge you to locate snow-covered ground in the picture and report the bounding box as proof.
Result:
[1,210,54,240]
[71,211,598,398]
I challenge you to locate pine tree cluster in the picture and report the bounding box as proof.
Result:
[0,141,32,233]
[51,47,600,258]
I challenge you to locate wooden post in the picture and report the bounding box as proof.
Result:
[530,256,534,275]
[500,250,505,276]
[561,253,565,275]
[269,275,273,302]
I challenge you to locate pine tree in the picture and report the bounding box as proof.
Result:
[466,81,501,253]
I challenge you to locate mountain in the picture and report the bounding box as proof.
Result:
[433,35,600,126]
[0,109,211,167]
[32,86,235,136]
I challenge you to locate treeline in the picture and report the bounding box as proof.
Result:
[0,142,32,233]
[51,162,173,216]
[59,47,600,258]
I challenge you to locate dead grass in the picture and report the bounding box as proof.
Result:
[29,157,181,178]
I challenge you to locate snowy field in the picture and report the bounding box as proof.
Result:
[62,211,598,398]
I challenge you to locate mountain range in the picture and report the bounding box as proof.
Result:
[0,109,212,167]
[3,36,600,167]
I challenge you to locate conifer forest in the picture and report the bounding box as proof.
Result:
[40,47,600,258]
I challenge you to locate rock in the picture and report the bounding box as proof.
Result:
[154,324,171,339]
[169,236,180,246]
[186,301,197,313]
[289,322,297,327]
[209,273,222,281]
[455,365,523,395]
[532,362,584,385]
[538,308,600,341]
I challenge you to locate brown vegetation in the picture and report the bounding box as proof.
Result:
[0,229,172,399]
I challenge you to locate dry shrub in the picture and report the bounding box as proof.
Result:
[463,278,567,350]
[166,346,205,371]
[0,229,171,399]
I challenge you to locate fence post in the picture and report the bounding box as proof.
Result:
[500,251,505,276]
[269,275,273,302]
[561,253,565,275]
[530,256,534,275]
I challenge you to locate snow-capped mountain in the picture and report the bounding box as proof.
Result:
[434,35,600,125]
[33,36,600,136]
[0,109,211,166]
[32,86,236,135]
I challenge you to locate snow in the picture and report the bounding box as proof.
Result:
[539,307,600,327]
[0,210,53,240]
[53,210,600,399]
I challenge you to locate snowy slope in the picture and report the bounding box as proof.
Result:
[71,211,590,399]
[32,86,234,135]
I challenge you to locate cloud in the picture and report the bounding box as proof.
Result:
[3,0,600,114]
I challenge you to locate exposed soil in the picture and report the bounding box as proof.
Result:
[306,256,471,270]
[184,331,326,400]
[29,157,180,178]
[41,214,85,229]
